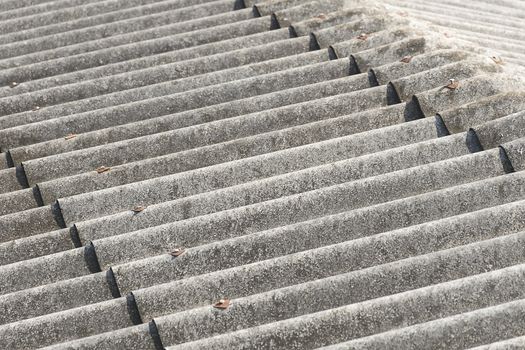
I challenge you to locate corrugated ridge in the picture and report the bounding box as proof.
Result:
[0,2,252,61]
[0,0,223,36]
[1,0,525,349]
[383,0,525,67]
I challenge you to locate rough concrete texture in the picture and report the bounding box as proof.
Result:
[0,297,132,350]
[6,50,482,173]
[439,92,525,133]
[0,2,252,62]
[67,106,525,244]
[0,205,60,243]
[381,0,525,67]
[0,188,38,215]
[65,129,494,226]
[1,58,354,148]
[38,108,456,209]
[0,167,26,194]
[469,336,525,350]
[140,197,525,315]
[0,15,392,122]
[0,228,74,265]
[320,298,525,349]
[415,74,524,117]
[0,271,111,325]
[19,83,390,180]
[0,26,290,86]
[0,0,161,24]
[155,232,525,345]
[32,166,524,327]
[59,111,429,223]
[69,130,465,240]
[0,44,323,128]
[95,148,506,276]
[166,263,525,349]
[0,153,8,169]
[2,0,339,68]
[0,15,275,84]
[0,0,224,35]
[0,31,306,100]
[38,323,157,350]
[0,247,88,295]
[1,0,525,349]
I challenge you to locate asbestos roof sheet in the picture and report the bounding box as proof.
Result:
[382,0,525,68]
[0,0,525,349]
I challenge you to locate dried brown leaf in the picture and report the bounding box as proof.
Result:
[96,166,110,174]
[132,206,146,213]
[213,299,230,310]
[440,79,459,92]
[491,55,504,65]
[400,55,412,63]
[170,248,185,257]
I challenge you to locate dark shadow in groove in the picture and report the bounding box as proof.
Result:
[4,150,14,168]
[349,55,360,75]
[84,241,102,274]
[403,96,425,121]
[466,128,484,153]
[386,82,402,105]
[288,25,298,38]
[149,320,165,350]
[434,114,450,137]
[367,69,379,87]
[309,33,321,51]
[499,146,515,174]
[70,224,82,248]
[51,199,67,228]
[270,13,280,29]
[234,0,246,10]
[252,4,261,17]
[15,164,30,188]
[106,267,122,298]
[328,46,338,60]
[127,292,144,325]
[32,185,45,207]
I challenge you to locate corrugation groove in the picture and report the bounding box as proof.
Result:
[0,0,525,349]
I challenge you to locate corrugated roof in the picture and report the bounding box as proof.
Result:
[381,0,525,68]
[0,0,525,349]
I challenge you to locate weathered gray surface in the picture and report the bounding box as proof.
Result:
[1,0,525,349]
[321,298,525,349]
[0,2,252,62]
[0,272,110,325]
[38,324,157,350]
[166,263,525,349]
[0,298,132,350]
[382,0,525,67]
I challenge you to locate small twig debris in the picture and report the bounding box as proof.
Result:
[64,133,77,140]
